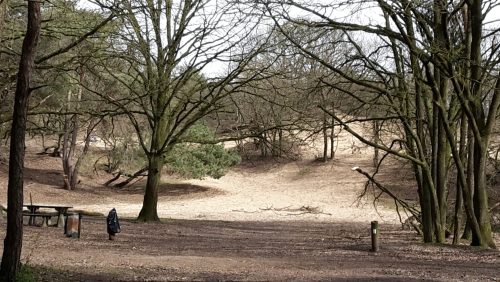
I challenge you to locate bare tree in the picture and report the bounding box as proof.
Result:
[260,0,499,248]
[91,0,268,221]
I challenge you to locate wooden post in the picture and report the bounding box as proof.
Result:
[78,214,82,239]
[371,221,379,252]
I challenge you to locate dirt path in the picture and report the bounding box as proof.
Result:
[4,218,498,281]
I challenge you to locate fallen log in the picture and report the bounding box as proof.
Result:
[104,171,122,187]
[113,166,148,188]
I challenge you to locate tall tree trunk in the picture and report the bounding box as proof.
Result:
[471,142,496,248]
[62,90,73,189]
[322,112,328,162]
[261,132,267,157]
[61,69,85,190]
[430,76,445,243]
[458,2,473,242]
[0,0,41,279]
[418,0,451,244]
[420,170,435,242]
[462,126,475,240]
[466,0,495,248]
[271,130,278,157]
[278,128,283,158]
[137,153,162,221]
[435,48,451,242]
[398,2,436,243]
[435,110,449,243]
[329,105,335,159]
[137,114,165,221]
[453,114,467,244]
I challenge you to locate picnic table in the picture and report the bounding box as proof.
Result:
[24,204,72,227]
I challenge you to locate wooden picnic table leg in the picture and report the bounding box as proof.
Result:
[42,216,50,227]
[28,207,38,226]
[55,207,67,227]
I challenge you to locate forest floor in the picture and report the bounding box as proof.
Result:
[2,218,499,281]
[0,127,499,280]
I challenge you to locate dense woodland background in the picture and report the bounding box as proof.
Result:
[0,0,500,280]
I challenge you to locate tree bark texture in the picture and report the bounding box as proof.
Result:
[0,0,7,35]
[330,108,335,159]
[322,112,328,162]
[137,153,162,221]
[0,0,41,280]
[453,115,467,244]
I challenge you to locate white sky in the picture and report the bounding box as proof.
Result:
[76,0,500,77]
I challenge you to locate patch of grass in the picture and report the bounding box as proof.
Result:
[16,265,36,282]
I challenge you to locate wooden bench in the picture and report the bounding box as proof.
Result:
[22,211,59,227]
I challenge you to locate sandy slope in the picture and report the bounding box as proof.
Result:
[0,123,400,224]
[79,158,400,223]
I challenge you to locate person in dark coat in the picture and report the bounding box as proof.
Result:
[107,208,121,240]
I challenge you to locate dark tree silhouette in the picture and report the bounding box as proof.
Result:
[0,0,41,280]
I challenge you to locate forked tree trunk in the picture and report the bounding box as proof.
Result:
[399,4,437,243]
[0,0,41,279]
[61,69,87,190]
[432,0,451,244]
